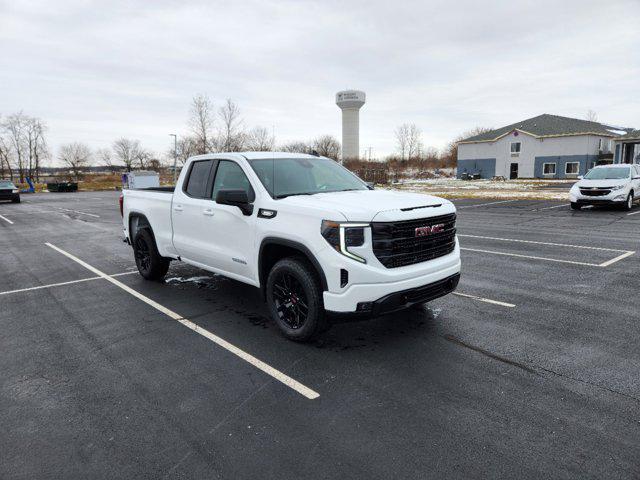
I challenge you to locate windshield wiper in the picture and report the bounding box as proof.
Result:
[274,192,316,199]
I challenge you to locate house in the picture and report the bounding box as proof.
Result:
[613,130,640,165]
[456,114,634,179]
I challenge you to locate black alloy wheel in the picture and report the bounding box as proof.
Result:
[272,272,309,329]
[266,257,328,341]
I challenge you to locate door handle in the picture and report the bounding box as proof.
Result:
[203,209,215,216]
[174,205,183,212]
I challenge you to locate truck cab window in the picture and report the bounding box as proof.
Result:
[212,160,255,202]
[184,160,213,198]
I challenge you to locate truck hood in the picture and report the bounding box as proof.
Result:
[279,189,453,222]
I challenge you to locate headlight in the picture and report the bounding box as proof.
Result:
[610,185,625,191]
[12,189,18,194]
[321,220,368,263]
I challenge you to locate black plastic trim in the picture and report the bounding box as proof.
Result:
[258,237,328,293]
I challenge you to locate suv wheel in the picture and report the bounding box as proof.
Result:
[266,257,328,341]
[570,202,582,210]
[624,191,634,211]
[133,229,170,280]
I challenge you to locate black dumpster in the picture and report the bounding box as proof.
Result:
[47,182,78,192]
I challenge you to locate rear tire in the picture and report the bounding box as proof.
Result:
[624,191,634,211]
[266,257,328,342]
[570,202,582,210]
[133,229,170,281]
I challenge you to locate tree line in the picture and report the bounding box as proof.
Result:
[0,98,490,183]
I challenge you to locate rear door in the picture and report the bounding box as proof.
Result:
[171,158,217,266]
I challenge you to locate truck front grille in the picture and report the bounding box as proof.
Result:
[371,213,457,268]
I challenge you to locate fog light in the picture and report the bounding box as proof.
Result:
[614,195,625,201]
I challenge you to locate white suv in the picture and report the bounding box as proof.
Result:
[569,164,640,210]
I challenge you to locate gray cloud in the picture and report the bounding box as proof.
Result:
[1,0,638,162]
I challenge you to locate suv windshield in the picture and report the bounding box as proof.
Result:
[249,157,368,198]
[0,181,16,188]
[584,167,630,180]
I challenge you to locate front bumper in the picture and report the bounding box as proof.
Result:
[0,193,19,201]
[570,190,627,205]
[323,249,461,313]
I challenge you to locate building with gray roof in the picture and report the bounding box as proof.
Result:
[457,114,636,179]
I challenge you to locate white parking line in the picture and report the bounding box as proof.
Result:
[460,247,633,268]
[55,207,100,218]
[0,214,14,224]
[0,272,137,296]
[627,210,640,216]
[452,292,515,308]
[45,243,319,400]
[535,203,570,211]
[458,234,631,252]
[457,200,516,209]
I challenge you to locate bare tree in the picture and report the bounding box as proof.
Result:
[442,126,493,168]
[169,136,199,166]
[96,148,117,172]
[245,126,275,151]
[406,124,422,160]
[586,109,598,122]
[1,112,49,182]
[395,124,410,160]
[280,141,310,153]
[112,138,143,171]
[312,134,341,160]
[135,148,153,169]
[217,98,245,152]
[0,134,14,179]
[189,94,215,154]
[59,142,91,179]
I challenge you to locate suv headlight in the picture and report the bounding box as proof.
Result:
[321,220,368,263]
[12,189,19,193]
[610,185,625,191]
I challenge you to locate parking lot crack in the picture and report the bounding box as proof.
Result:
[443,334,540,375]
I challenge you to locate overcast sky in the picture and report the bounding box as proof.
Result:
[1,0,639,164]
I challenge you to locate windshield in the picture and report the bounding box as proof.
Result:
[584,167,630,180]
[0,181,16,189]
[249,157,368,198]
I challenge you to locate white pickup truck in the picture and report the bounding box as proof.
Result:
[120,152,461,341]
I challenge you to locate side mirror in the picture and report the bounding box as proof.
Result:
[215,189,254,216]
[366,182,375,190]
[577,175,583,180]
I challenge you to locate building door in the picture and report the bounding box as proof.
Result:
[510,163,518,179]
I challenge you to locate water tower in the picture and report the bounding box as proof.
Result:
[336,90,366,160]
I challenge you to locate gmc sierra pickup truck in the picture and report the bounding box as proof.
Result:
[121,152,461,341]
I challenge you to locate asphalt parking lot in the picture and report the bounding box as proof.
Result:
[1,192,639,479]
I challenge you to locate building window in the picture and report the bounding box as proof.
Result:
[510,142,521,156]
[598,138,603,151]
[543,163,556,175]
[565,162,579,175]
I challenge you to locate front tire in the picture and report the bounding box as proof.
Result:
[133,229,170,281]
[570,202,582,210]
[624,191,634,211]
[266,257,328,342]
[12,197,20,203]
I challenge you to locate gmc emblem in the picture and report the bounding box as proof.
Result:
[415,224,444,237]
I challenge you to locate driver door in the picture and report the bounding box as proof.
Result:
[207,159,257,282]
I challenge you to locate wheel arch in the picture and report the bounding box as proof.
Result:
[259,237,328,297]
[128,212,157,246]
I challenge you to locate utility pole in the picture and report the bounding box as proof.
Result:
[169,134,177,184]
